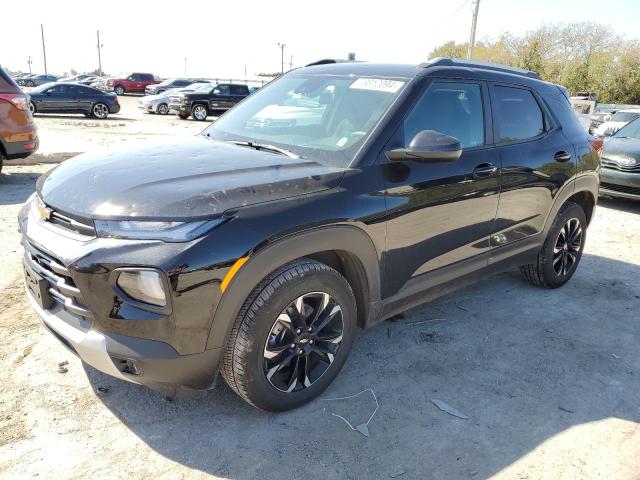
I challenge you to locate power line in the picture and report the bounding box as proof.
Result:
[441,0,470,26]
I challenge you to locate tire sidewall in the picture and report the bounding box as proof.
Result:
[241,269,356,411]
[540,203,587,287]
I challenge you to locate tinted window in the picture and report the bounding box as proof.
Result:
[214,85,231,96]
[141,74,154,81]
[230,85,248,95]
[46,84,67,95]
[404,81,484,149]
[77,86,96,96]
[614,117,640,139]
[174,79,190,86]
[493,86,545,143]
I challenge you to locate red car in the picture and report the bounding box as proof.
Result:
[106,73,159,95]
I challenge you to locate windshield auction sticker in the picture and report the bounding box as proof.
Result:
[350,78,405,93]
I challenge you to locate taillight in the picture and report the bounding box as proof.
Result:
[590,136,604,157]
[0,93,29,111]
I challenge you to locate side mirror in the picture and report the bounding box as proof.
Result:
[386,130,462,162]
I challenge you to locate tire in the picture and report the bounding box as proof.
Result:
[157,103,169,115]
[521,202,587,288]
[222,259,357,411]
[178,113,189,120]
[27,81,34,87]
[191,104,208,121]
[92,103,109,119]
[29,102,36,114]
[114,85,125,95]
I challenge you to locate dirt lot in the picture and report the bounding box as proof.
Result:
[1,98,639,479]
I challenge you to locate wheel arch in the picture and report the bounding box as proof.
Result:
[542,173,598,234]
[205,225,382,349]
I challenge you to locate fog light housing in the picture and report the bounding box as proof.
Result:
[116,270,167,307]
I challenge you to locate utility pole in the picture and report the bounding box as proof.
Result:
[467,0,480,60]
[244,64,247,78]
[277,42,286,73]
[97,30,103,74]
[184,57,187,76]
[289,55,293,70]
[41,24,48,74]
[27,56,33,73]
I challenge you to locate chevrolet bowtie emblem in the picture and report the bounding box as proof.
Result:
[38,202,52,221]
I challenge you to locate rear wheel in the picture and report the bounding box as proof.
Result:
[157,103,169,115]
[222,259,356,411]
[92,103,109,119]
[521,202,587,288]
[191,104,208,121]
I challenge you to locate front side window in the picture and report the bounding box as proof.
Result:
[214,85,231,96]
[46,84,67,95]
[493,86,545,143]
[403,81,485,149]
[204,74,407,166]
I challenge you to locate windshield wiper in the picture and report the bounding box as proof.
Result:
[226,140,300,158]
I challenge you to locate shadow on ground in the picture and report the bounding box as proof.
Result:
[598,196,640,214]
[0,170,41,206]
[86,253,640,479]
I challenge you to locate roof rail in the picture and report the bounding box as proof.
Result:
[420,57,540,80]
[306,59,360,67]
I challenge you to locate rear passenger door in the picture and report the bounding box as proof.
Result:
[230,85,248,106]
[489,84,576,248]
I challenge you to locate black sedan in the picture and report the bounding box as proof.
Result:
[28,83,120,119]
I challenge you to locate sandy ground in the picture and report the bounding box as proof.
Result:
[1,98,639,479]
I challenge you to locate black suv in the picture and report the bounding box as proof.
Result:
[169,83,250,120]
[20,59,600,410]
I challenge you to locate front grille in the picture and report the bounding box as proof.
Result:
[601,158,640,173]
[23,240,93,319]
[36,197,96,237]
[601,182,640,196]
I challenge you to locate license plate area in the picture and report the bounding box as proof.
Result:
[23,260,54,310]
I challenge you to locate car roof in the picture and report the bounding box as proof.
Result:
[296,58,557,90]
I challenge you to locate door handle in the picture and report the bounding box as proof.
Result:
[473,163,498,178]
[554,151,572,162]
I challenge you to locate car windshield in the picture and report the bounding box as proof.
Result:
[203,73,407,166]
[613,117,640,139]
[195,84,214,93]
[610,111,640,123]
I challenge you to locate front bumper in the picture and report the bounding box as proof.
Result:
[169,103,189,115]
[600,167,640,200]
[19,196,227,394]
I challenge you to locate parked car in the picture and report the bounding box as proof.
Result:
[600,117,640,200]
[590,109,616,133]
[0,66,38,173]
[593,109,640,137]
[57,74,92,83]
[138,84,210,115]
[169,83,250,120]
[28,83,120,119]
[76,76,100,86]
[17,74,39,86]
[19,59,600,410]
[145,78,207,96]
[22,74,59,87]
[105,73,159,95]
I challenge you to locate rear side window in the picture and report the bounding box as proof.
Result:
[230,85,248,95]
[492,86,544,143]
[141,74,154,81]
[403,81,485,149]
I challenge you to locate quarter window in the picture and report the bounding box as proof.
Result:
[492,86,545,143]
[403,82,485,149]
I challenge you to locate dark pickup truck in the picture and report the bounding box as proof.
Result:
[169,83,250,121]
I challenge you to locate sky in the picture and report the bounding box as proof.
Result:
[1,0,639,79]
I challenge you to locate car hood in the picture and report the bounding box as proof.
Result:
[596,121,627,134]
[36,137,347,220]
[602,137,640,164]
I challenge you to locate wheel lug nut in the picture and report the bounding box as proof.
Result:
[298,349,304,355]
[296,328,302,334]
[290,344,296,349]
[309,340,314,345]
[307,327,312,332]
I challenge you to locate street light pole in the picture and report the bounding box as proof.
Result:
[27,56,32,73]
[97,30,103,74]
[467,0,480,60]
[41,24,48,75]
[277,42,286,73]
[184,57,187,76]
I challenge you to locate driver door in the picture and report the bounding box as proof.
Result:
[382,79,500,297]
[38,84,69,112]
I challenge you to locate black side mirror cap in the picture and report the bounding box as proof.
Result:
[386,130,463,163]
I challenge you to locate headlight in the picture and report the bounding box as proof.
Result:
[94,218,225,242]
[117,270,167,306]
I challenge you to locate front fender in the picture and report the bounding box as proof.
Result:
[205,225,382,349]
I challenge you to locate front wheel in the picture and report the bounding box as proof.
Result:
[114,86,125,95]
[157,103,169,115]
[191,104,208,121]
[521,202,587,288]
[92,103,109,119]
[222,259,356,411]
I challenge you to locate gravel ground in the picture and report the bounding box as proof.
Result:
[1,98,639,479]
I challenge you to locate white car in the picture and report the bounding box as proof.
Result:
[138,84,210,115]
[594,109,640,137]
